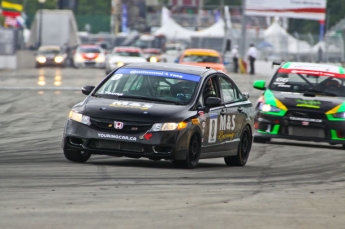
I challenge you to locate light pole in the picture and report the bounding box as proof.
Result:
[37,0,46,48]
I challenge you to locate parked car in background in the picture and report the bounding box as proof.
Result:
[73,44,106,68]
[105,46,147,74]
[35,45,67,68]
[176,48,228,73]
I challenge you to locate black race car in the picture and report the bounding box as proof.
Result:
[253,61,345,147]
[62,63,254,168]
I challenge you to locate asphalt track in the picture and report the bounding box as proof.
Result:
[0,65,344,229]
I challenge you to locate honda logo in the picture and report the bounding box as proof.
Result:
[114,121,124,129]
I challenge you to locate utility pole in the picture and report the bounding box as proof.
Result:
[111,0,121,35]
[240,0,247,58]
[197,0,203,30]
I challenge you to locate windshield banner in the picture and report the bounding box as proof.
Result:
[116,68,201,82]
[278,68,345,78]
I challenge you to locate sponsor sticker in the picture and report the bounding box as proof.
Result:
[111,74,123,80]
[219,115,236,131]
[110,101,153,110]
[98,133,137,141]
[218,131,235,142]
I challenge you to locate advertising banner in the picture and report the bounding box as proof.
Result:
[245,0,327,21]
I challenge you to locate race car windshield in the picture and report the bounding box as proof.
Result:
[182,54,220,63]
[94,69,200,104]
[113,51,142,57]
[269,72,345,97]
[79,48,101,53]
[38,49,60,55]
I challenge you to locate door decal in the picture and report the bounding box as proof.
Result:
[208,113,218,143]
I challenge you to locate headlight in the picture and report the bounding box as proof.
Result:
[150,122,188,131]
[36,56,46,63]
[149,56,158,63]
[54,56,64,63]
[68,110,91,126]
[259,103,281,112]
[332,112,345,118]
[117,62,125,67]
[75,54,84,62]
[96,55,105,62]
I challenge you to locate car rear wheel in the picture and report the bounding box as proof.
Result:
[172,133,201,169]
[253,136,270,143]
[64,149,91,163]
[224,125,252,166]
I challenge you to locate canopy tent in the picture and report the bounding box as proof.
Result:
[154,7,226,41]
[264,20,311,54]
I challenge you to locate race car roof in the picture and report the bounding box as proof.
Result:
[279,62,345,78]
[114,46,142,52]
[120,62,216,77]
[182,48,221,57]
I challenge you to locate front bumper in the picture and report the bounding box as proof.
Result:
[74,60,105,68]
[254,112,345,144]
[62,119,190,160]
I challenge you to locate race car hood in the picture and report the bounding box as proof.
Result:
[83,97,190,123]
[269,90,344,112]
[180,62,226,71]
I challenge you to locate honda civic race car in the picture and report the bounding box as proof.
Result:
[62,62,254,168]
[253,62,345,147]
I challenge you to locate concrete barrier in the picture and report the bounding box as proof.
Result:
[16,50,35,69]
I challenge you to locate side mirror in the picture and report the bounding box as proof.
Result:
[205,97,221,107]
[253,80,266,90]
[82,85,95,95]
[242,92,250,99]
[272,61,282,68]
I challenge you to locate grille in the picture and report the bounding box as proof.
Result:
[288,127,325,138]
[89,139,143,152]
[91,118,152,133]
[286,110,326,120]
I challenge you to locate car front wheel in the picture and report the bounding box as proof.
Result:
[172,133,201,169]
[224,125,252,166]
[64,149,91,163]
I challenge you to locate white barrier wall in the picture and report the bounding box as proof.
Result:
[0,56,17,69]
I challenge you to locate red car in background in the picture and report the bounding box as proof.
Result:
[73,44,106,68]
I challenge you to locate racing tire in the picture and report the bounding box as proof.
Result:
[253,136,271,143]
[64,149,91,163]
[224,125,252,166]
[172,133,201,169]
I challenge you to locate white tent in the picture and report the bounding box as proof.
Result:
[193,19,225,37]
[154,7,225,41]
[154,17,196,41]
[264,20,311,54]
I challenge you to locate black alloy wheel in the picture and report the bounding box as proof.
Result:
[64,149,91,163]
[173,133,201,169]
[224,125,252,166]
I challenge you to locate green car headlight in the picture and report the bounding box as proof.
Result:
[332,112,345,119]
[259,103,281,112]
[68,110,91,126]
